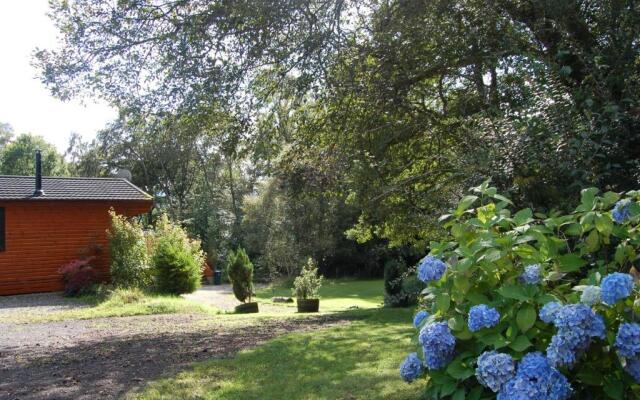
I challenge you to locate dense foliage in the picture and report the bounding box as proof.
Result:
[400,182,640,399]
[107,210,151,288]
[384,259,410,308]
[35,0,640,250]
[151,215,205,294]
[292,258,323,300]
[226,247,254,303]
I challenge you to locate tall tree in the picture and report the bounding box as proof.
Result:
[36,0,640,247]
[0,134,68,176]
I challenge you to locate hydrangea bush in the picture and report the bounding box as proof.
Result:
[400,182,640,399]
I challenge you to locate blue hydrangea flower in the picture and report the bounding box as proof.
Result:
[417,256,447,283]
[399,352,424,382]
[612,199,632,224]
[520,264,541,285]
[419,321,456,369]
[615,323,640,359]
[468,304,500,332]
[539,301,562,324]
[547,330,589,367]
[625,358,640,383]
[497,352,572,400]
[476,351,516,392]
[580,286,601,305]
[600,272,635,305]
[546,304,605,368]
[413,310,429,328]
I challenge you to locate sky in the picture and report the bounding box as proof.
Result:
[0,1,116,152]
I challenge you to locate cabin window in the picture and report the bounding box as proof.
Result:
[0,207,4,252]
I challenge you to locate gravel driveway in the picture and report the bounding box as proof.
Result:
[0,312,348,400]
[0,292,89,319]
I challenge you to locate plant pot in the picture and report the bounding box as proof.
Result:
[297,298,320,313]
[235,302,259,314]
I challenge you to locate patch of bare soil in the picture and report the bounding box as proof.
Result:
[0,313,350,400]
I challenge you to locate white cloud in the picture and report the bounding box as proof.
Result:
[0,0,116,152]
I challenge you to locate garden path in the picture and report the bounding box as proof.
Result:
[184,283,294,313]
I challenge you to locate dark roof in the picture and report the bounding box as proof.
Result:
[0,176,152,201]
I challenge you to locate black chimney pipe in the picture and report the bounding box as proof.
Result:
[34,150,45,197]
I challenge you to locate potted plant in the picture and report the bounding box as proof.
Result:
[293,258,323,313]
[227,247,258,313]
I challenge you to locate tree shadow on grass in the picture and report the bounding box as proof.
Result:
[132,308,421,400]
[0,315,349,400]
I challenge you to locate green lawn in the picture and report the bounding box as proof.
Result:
[255,279,385,312]
[127,307,422,400]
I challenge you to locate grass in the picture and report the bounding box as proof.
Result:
[2,279,383,323]
[2,288,220,323]
[255,278,384,312]
[127,307,421,400]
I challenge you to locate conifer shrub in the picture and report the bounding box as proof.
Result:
[227,247,254,303]
[151,215,205,294]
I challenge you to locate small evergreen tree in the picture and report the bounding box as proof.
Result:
[293,258,323,299]
[227,247,254,303]
[151,214,205,294]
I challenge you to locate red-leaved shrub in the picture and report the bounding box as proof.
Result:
[58,257,98,296]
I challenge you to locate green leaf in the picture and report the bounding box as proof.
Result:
[446,358,475,380]
[564,223,583,236]
[557,253,587,272]
[454,275,471,293]
[467,387,483,400]
[454,258,473,273]
[492,193,513,205]
[455,195,478,216]
[513,244,537,259]
[440,380,458,396]
[454,328,473,340]
[492,334,508,349]
[580,187,599,211]
[449,315,466,331]
[516,305,537,332]
[585,229,600,252]
[497,284,531,301]
[466,292,490,305]
[602,191,620,207]
[576,369,603,386]
[604,380,624,400]
[513,208,533,226]
[478,332,508,348]
[509,335,532,352]
[615,244,627,265]
[436,293,451,313]
[595,214,613,236]
[452,389,466,400]
[480,249,502,262]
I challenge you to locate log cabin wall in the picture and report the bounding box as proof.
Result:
[0,200,152,295]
